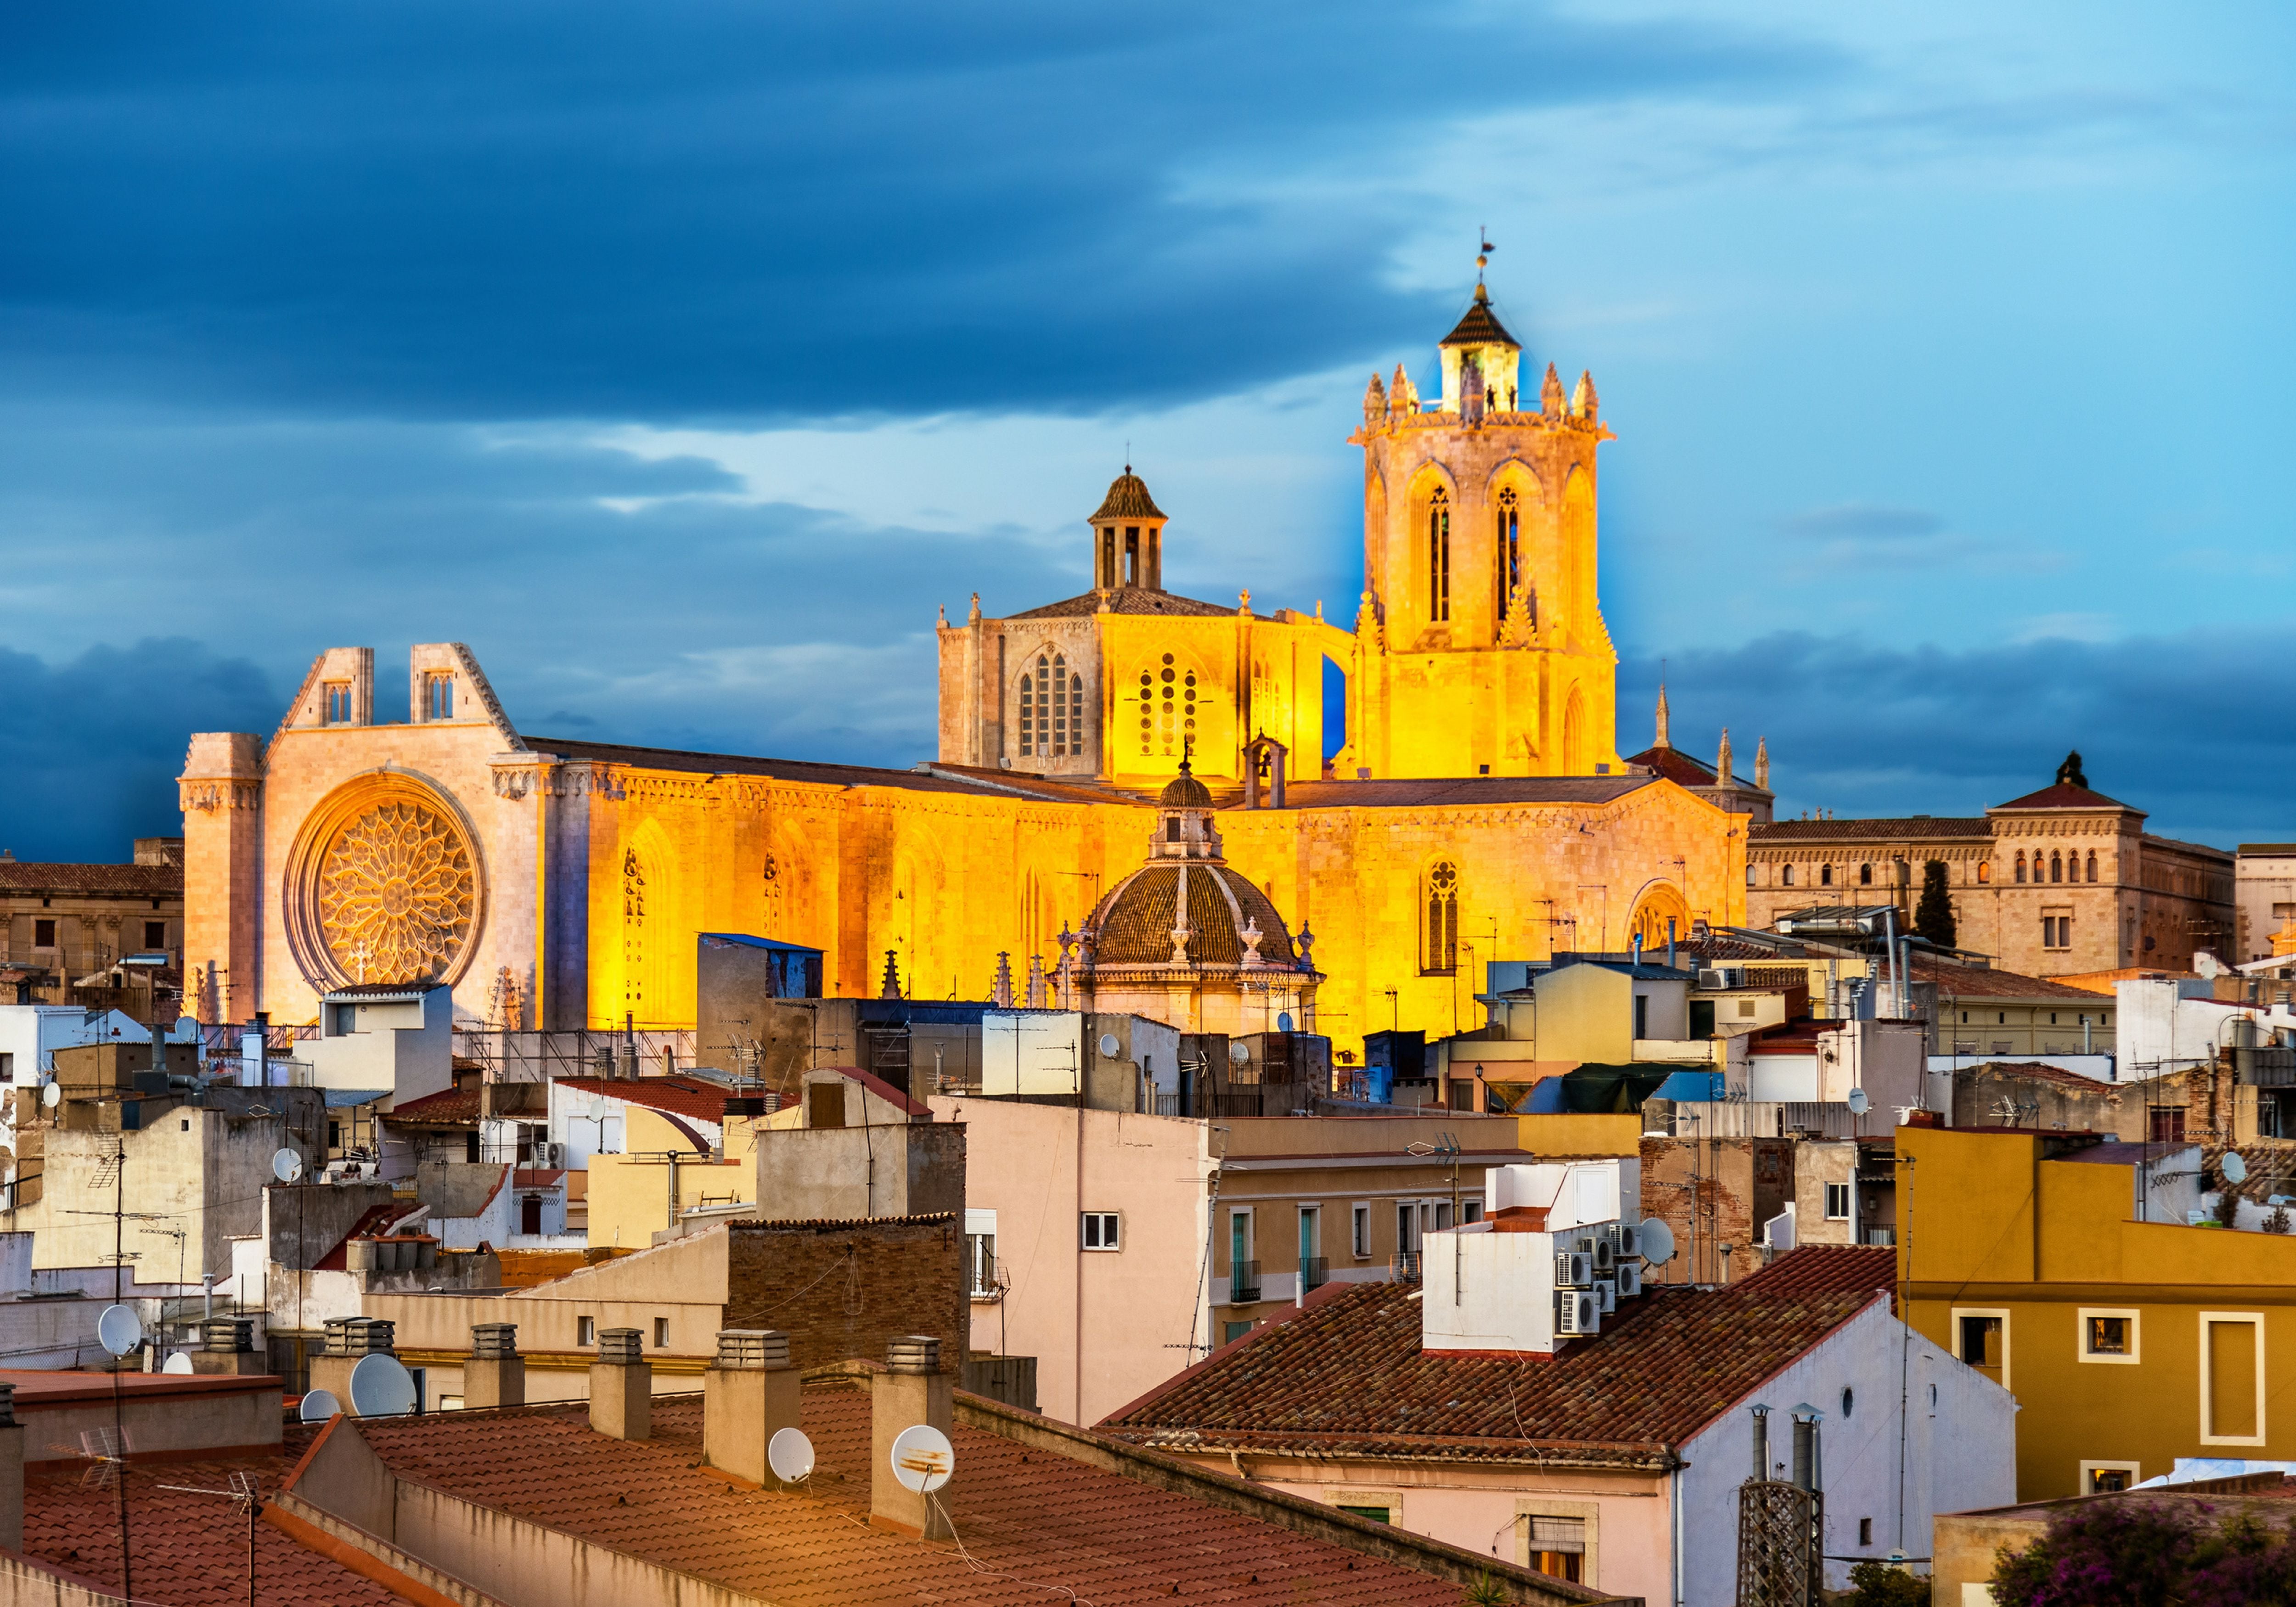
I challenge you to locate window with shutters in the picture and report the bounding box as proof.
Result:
[1526,1515,1587,1584]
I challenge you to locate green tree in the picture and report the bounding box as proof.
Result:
[1914,859,1957,949]
[1846,1559,1930,1607]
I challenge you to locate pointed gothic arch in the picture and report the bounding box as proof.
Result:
[1015,641,1087,762]
[1562,685,1589,775]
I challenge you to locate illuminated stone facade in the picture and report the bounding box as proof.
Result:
[180,290,1747,1049]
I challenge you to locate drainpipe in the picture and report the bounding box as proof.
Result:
[1669,1453,1685,1607]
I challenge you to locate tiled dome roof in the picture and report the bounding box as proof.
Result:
[1159,768,1213,809]
[1439,284,1519,349]
[1092,468,1165,522]
[1084,863,1298,968]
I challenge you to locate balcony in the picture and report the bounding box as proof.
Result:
[1390,1250,1422,1283]
[1227,1259,1262,1304]
[1298,1256,1329,1296]
[1861,1226,1897,1247]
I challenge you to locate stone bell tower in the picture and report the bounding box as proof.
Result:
[1343,254,1621,780]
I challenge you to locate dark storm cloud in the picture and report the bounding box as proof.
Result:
[0,2,1830,421]
[1622,631,2294,847]
[0,639,277,862]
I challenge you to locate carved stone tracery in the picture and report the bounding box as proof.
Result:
[317,801,476,983]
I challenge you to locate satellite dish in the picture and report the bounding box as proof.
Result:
[271,1148,303,1185]
[889,1423,955,1493]
[162,1350,194,1375]
[298,1388,342,1422]
[1638,1219,1677,1268]
[39,1081,59,1110]
[767,1426,816,1483]
[347,1352,418,1418]
[97,1304,143,1359]
[1846,1088,1871,1116]
[1097,1034,1120,1060]
[2224,1152,2251,1186]
[1227,1041,1249,1066]
[1276,1011,1294,1033]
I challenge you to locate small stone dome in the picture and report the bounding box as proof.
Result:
[1159,766,1213,811]
[1082,862,1298,969]
[1092,466,1165,522]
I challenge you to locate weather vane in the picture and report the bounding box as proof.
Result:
[1477,229,1495,284]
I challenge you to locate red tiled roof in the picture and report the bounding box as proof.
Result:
[1913,959,2113,1002]
[1750,817,1993,841]
[312,1201,422,1271]
[1992,781,2134,813]
[385,1083,480,1124]
[0,861,182,896]
[23,1429,401,1605]
[1622,744,1718,787]
[1101,1246,1896,1466]
[347,1388,1478,1607]
[512,1168,566,1188]
[1955,1060,2115,1090]
[557,1075,743,1124]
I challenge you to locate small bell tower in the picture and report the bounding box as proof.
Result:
[1091,466,1169,591]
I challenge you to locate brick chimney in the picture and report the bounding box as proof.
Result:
[190,1317,265,1377]
[870,1336,952,1540]
[590,1328,650,1440]
[0,1385,21,1552]
[466,1323,524,1409]
[703,1329,799,1486]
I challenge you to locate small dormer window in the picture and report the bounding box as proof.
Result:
[324,683,352,724]
[426,673,454,720]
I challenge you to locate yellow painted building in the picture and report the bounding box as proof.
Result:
[179,283,1749,1055]
[1897,1124,2296,1500]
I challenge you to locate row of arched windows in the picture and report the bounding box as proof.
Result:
[2017,849,2097,884]
[1763,860,1899,889]
[1019,652,1086,759]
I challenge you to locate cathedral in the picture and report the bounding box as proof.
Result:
[179,280,1752,1054]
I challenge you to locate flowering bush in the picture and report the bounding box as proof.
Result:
[1992,1502,2296,1606]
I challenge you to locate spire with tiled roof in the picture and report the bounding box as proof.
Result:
[1088,465,1171,592]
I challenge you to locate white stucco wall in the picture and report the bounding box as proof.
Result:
[1677,1299,2016,1607]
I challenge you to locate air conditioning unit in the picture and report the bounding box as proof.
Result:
[540,1142,562,1168]
[1697,968,1726,989]
[1556,1290,1600,1335]
[1614,1222,1642,1261]
[1591,1237,1616,1275]
[1614,1261,1643,1299]
[1594,1277,1617,1314]
[1554,1251,1594,1288]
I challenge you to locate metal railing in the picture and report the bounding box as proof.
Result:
[1861,1227,1897,1247]
[1298,1256,1329,1294]
[1390,1250,1422,1283]
[453,1028,697,1083]
[1227,1259,1262,1304]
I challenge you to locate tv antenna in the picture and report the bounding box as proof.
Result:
[155,1469,261,1604]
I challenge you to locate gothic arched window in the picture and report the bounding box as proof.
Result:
[2015,852,2026,883]
[1978,861,1992,884]
[1495,486,1520,628]
[1020,652,1087,759]
[1137,654,1197,759]
[1782,864,1795,888]
[1424,862,1459,974]
[2050,851,2063,884]
[621,849,647,1014]
[1427,488,1451,623]
[2087,850,2098,882]
[1860,862,1874,887]
[1820,863,1834,887]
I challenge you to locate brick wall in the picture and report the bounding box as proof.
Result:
[1639,1136,1794,1286]
[724,1215,965,1372]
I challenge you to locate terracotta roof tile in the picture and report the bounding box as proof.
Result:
[1090,470,1166,521]
[0,862,182,896]
[1085,863,1297,967]
[557,1074,743,1124]
[1007,586,1236,620]
[1103,1246,1896,1464]
[384,1084,480,1124]
[1992,781,2135,812]
[349,1389,1476,1606]
[523,738,1008,798]
[1622,744,1719,787]
[1439,287,1519,349]
[1913,959,2115,1001]
[23,1430,400,1605]
[1750,817,1992,841]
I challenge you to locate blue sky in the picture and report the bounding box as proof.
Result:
[0,1,2290,857]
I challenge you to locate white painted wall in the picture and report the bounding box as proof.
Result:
[304,988,452,1101]
[2116,977,2296,1083]
[1676,1300,2016,1607]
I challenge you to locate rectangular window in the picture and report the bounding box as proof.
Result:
[1858,1517,1873,1546]
[328,1002,359,1036]
[2202,1313,2265,1445]
[1338,1504,1391,1525]
[1824,1183,1851,1221]
[142,920,166,950]
[966,1232,998,1297]
[427,673,454,719]
[324,682,352,724]
[1527,1516,1586,1584]
[1221,1320,1251,1344]
[1955,1309,2008,1389]
[2079,1309,2141,1364]
[2084,1463,2139,1494]
[1229,1211,1258,1301]
[653,1317,669,1349]
[1351,1202,1370,1259]
[577,1315,596,1347]
[1081,1211,1120,1251]
[32,920,55,950]
[0,1053,13,1082]
[1461,1198,1483,1224]
[1397,1202,1420,1254]
[1633,994,1649,1040]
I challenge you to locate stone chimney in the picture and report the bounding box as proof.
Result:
[190,1317,264,1377]
[870,1336,952,1540]
[703,1329,799,1486]
[308,1317,395,1411]
[590,1328,650,1440]
[466,1323,525,1409]
[0,1385,21,1552]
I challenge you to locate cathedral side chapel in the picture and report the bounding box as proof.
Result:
[180,278,1755,1049]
